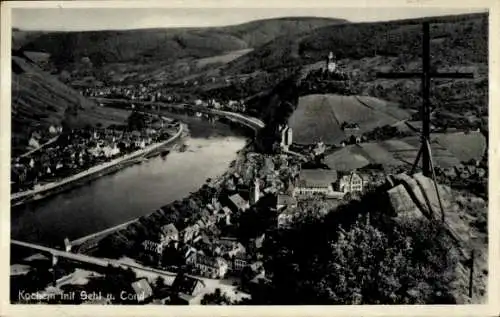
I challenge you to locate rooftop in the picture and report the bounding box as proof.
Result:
[172,274,205,297]
[161,223,179,236]
[228,194,249,210]
[131,278,153,299]
[297,169,337,187]
[277,194,297,207]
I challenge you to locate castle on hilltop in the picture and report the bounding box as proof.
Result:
[326,51,337,73]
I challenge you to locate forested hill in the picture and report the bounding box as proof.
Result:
[16,17,347,68]
[224,13,487,74]
[230,12,487,133]
[11,54,97,155]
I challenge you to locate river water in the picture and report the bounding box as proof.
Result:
[11,115,248,246]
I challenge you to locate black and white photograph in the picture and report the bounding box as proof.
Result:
[2,0,498,312]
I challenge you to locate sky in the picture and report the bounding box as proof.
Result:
[12,7,487,31]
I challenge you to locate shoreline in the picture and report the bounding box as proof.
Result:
[11,124,185,207]
[71,142,249,253]
[19,107,263,250]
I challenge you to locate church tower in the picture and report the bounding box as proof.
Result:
[250,178,261,205]
[279,125,293,151]
[326,51,336,73]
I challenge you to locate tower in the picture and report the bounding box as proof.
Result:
[326,51,336,73]
[64,237,72,252]
[250,178,261,205]
[279,125,293,151]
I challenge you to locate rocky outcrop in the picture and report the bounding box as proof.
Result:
[385,172,488,303]
[387,172,453,221]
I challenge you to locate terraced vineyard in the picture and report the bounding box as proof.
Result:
[288,94,411,145]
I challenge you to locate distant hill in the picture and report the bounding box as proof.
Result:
[288,94,411,145]
[12,29,46,50]
[18,17,347,69]
[224,13,487,74]
[225,13,487,130]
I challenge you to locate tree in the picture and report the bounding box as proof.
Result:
[127,111,147,131]
[200,288,233,305]
[255,209,459,304]
[154,276,166,291]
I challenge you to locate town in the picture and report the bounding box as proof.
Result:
[11,112,179,194]
[9,8,489,308]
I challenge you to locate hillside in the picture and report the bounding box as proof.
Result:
[223,13,487,130]
[323,131,486,171]
[288,94,411,145]
[11,55,127,156]
[225,13,486,74]
[18,17,346,69]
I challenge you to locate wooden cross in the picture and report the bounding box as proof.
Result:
[376,22,474,177]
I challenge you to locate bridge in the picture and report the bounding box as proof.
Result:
[11,239,248,299]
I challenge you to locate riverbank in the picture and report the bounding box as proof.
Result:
[72,138,250,254]
[38,107,263,250]
[11,124,185,207]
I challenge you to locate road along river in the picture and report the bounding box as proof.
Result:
[11,114,249,247]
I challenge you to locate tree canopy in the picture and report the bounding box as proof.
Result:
[250,196,459,304]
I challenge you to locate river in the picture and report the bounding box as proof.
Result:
[11,114,248,247]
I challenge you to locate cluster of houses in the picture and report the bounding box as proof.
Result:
[82,84,181,104]
[138,147,370,288]
[192,98,247,113]
[11,120,173,193]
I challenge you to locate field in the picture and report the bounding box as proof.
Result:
[288,94,411,145]
[434,131,486,162]
[324,131,486,171]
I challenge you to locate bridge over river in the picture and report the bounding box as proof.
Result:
[11,239,249,301]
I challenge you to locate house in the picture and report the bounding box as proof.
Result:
[312,140,326,157]
[254,233,265,250]
[293,169,337,197]
[249,179,261,205]
[260,156,276,177]
[459,169,471,179]
[186,252,229,279]
[276,194,297,211]
[171,274,206,305]
[215,206,233,225]
[48,125,58,135]
[130,278,153,303]
[277,209,299,228]
[181,225,200,243]
[199,209,215,227]
[232,256,249,272]
[160,223,179,246]
[227,242,246,258]
[467,165,477,175]
[443,167,457,178]
[227,194,250,213]
[279,125,293,151]
[142,240,163,255]
[337,171,365,193]
[476,168,486,178]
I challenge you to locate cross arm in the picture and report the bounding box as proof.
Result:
[429,72,474,79]
[376,72,474,79]
[376,72,421,79]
